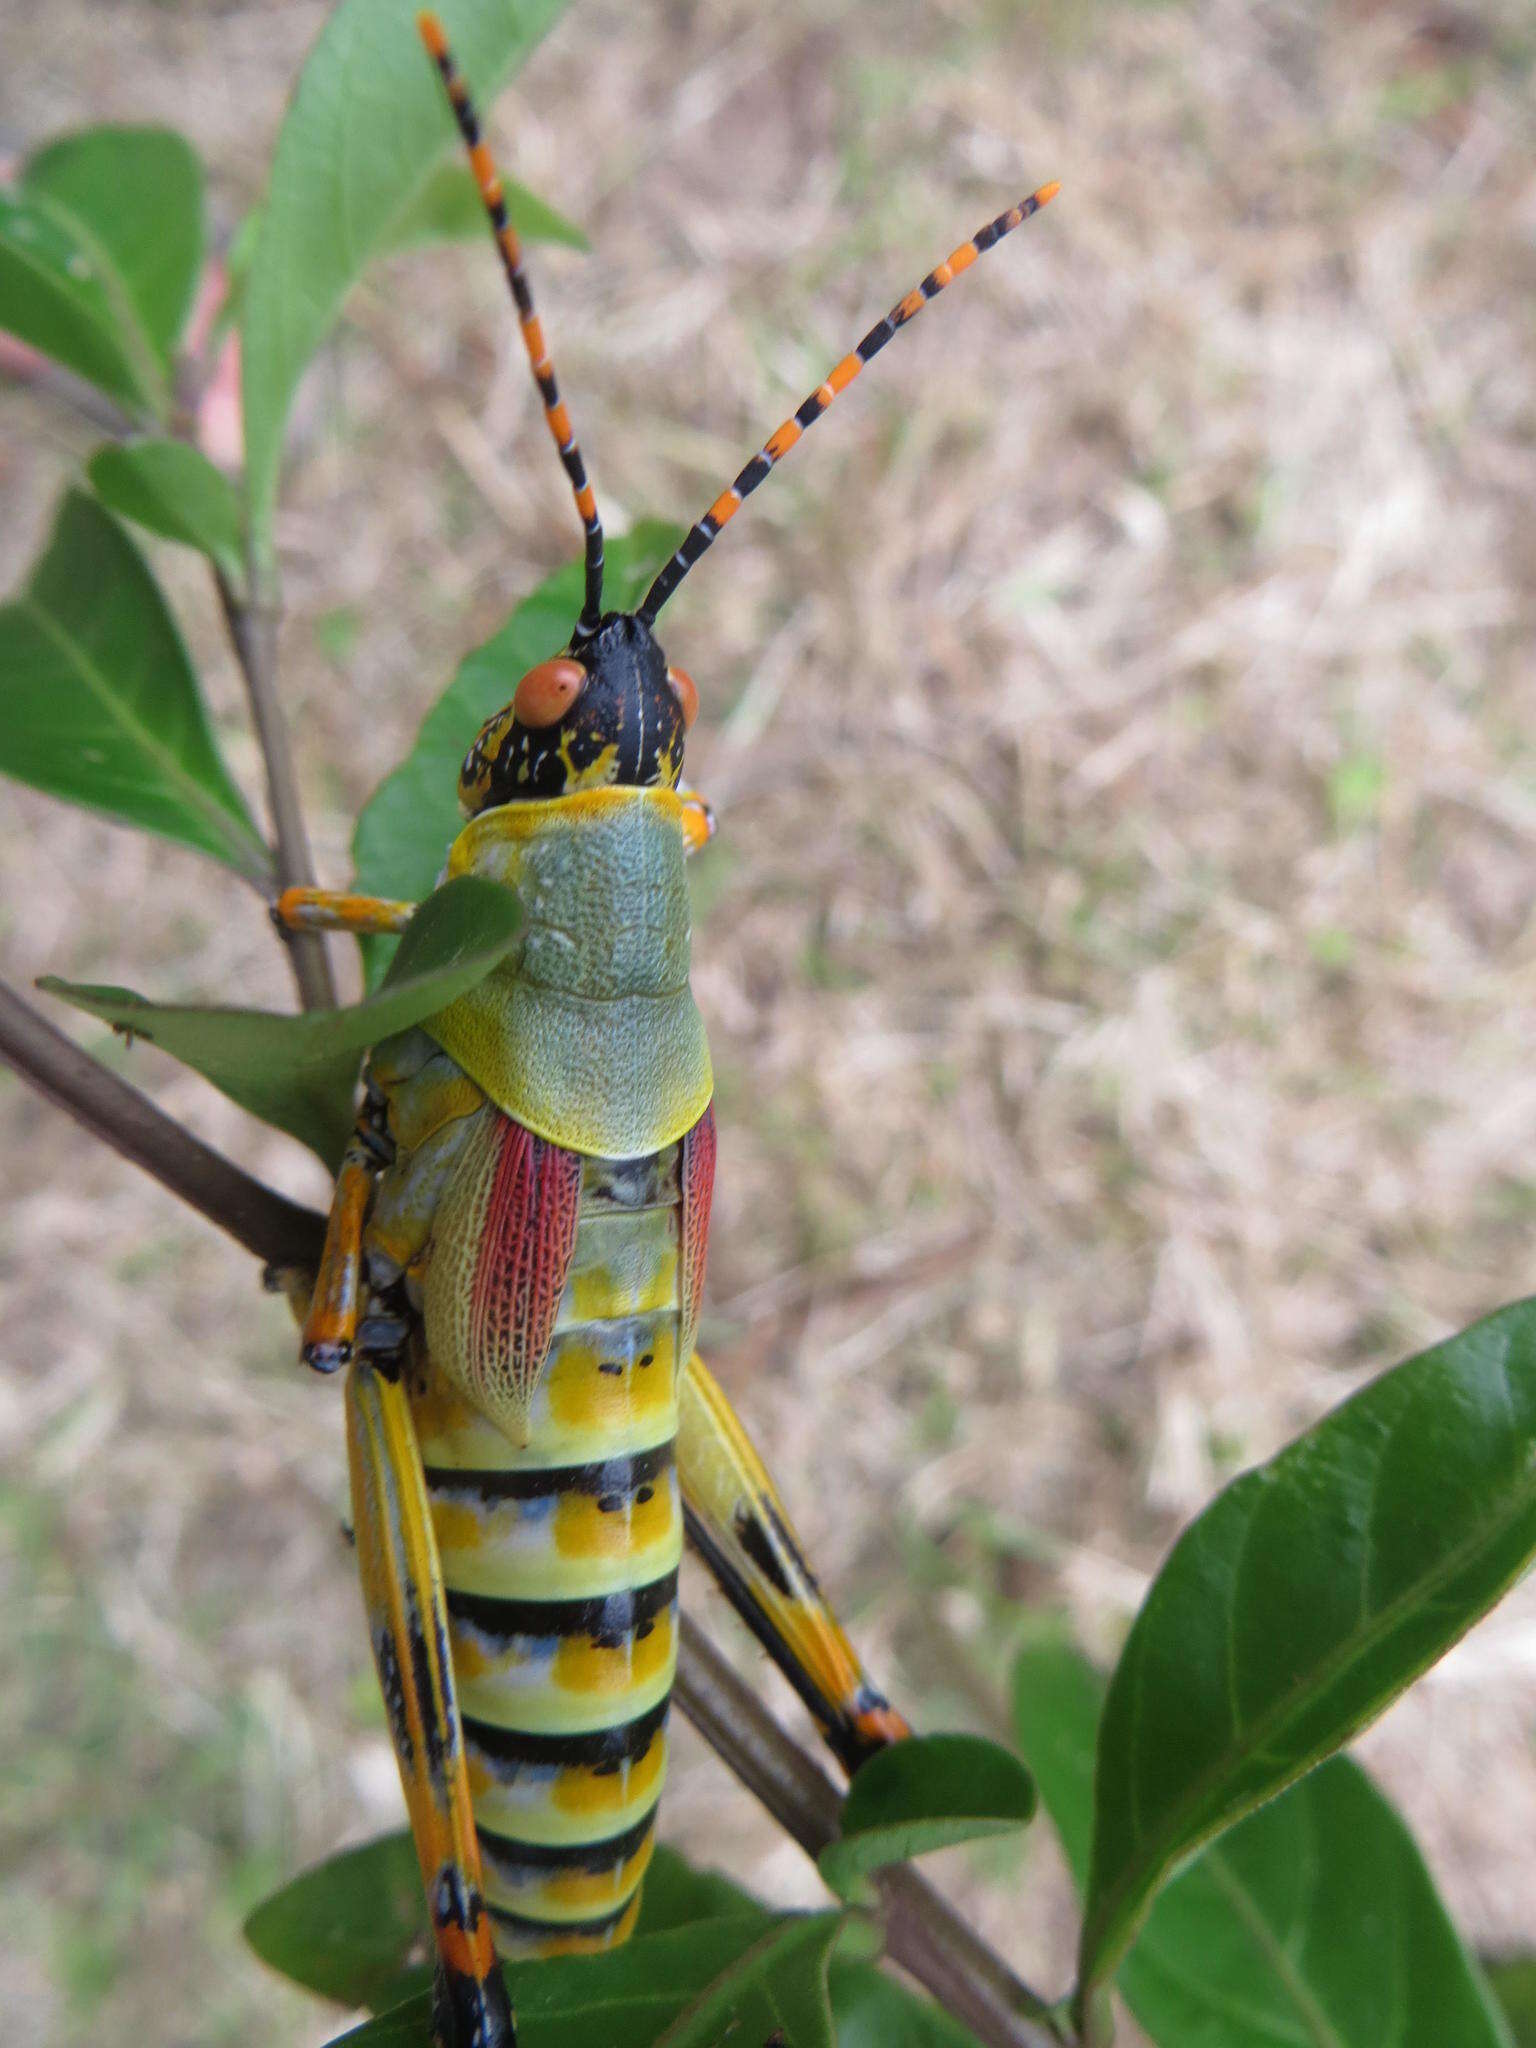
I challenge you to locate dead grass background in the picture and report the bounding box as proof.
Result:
[3,0,1535,2041]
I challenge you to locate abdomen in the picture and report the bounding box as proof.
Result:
[407,1129,709,1957]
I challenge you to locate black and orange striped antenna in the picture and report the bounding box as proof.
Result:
[418,11,606,640]
[637,182,1060,626]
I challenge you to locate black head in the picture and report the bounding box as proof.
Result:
[458,611,699,813]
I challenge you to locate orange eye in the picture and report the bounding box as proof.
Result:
[513,658,586,728]
[666,664,699,730]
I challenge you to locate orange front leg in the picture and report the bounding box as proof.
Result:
[274,885,417,936]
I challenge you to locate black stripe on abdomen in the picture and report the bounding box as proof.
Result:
[478,1803,658,1877]
[461,1694,671,1773]
[447,1567,679,1646]
[424,1440,674,1505]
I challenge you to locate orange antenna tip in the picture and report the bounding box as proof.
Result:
[1035,179,1062,207]
[416,10,448,57]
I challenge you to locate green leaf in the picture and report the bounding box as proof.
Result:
[351,520,680,986]
[653,1911,844,2048]
[242,0,569,548]
[88,441,245,585]
[635,1846,770,1935]
[382,159,587,255]
[0,127,203,416]
[818,1735,1036,1905]
[1015,1639,1515,2048]
[0,489,267,877]
[0,190,152,413]
[1486,1958,1536,2046]
[324,1912,844,2048]
[40,874,522,1166]
[25,127,204,362]
[244,1831,428,2010]
[830,1962,982,2047]
[1079,1298,1536,1996]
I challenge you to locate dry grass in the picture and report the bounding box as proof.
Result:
[3,0,1536,2040]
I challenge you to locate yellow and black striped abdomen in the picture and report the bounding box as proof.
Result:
[412,1138,693,1958]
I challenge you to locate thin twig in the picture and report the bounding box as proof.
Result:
[0,984,1069,2048]
[214,568,337,1012]
[0,979,325,1271]
[676,1616,1067,2048]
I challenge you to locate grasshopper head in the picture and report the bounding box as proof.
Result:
[458,611,697,813]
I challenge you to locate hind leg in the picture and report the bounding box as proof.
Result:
[678,1352,910,1775]
[347,1354,515,2047]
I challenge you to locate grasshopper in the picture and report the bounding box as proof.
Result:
[274,16,1057,2041]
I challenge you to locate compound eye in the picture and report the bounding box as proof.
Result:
[514,657,586,729]
[666,664,699,730]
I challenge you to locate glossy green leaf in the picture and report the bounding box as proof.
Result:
[1079,1298,1536,1995]
[1015,1639,1514,2048]
[383,159,587,254]
[325,1911,843,2048]
[831,1962,982,2047]
[242,0,568,545]
[1486,1958,1536,2046]
[88,440,245,585]
[0,489,267,877]
[0,126,202,415]
[244,1831,428,2010]
[351,521,680,985]
[40,874,522,1166]
[818,1734,1036,1905]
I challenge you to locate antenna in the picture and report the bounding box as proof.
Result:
[418,12,606,637]
[637,182,1059,625]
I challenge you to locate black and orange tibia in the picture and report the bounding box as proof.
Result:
[278,15,1057,2042]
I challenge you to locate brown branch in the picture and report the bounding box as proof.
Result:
[214,569,337,1012]
[0,979,325,1272]
[676,1616,1067,2048]
[0,977,1069,2048]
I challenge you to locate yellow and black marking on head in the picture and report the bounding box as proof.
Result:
[459,612,697,813]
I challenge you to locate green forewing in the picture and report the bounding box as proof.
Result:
[1078,1298,1536,1993]
[1015,1638,1513,2048]
[40,875,523,1167]
[242,0,569,544]
[0,490,267,877]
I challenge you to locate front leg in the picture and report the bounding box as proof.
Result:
[678,1352,910,1775]
[274,885,417,935]
[347,1356,515,2048]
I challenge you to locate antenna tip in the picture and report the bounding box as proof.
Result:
[417,10,448,58]
[1035,179,1062,207]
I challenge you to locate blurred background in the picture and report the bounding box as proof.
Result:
[3,0,1535,2040]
